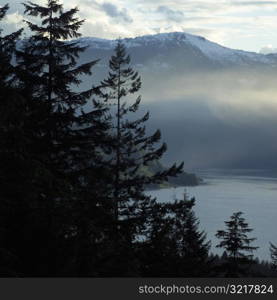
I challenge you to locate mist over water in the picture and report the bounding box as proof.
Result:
[79,40,277,171]
[81,63,277,169]
[140,69,277,169]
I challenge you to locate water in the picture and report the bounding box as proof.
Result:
[148,169,277,261]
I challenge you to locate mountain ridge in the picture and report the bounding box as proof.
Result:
[76,32,277,66]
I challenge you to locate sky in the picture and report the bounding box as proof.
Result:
[2,0,277,53]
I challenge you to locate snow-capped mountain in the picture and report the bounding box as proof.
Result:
[76,32,277,68]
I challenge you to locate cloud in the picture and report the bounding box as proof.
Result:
[156,5,184,23]
[2,0,277,52]
[260,44,277,54]
[100,2,133,23]
[233,1,277,6]
[0,11,24,34]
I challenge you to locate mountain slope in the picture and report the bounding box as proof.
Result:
[77,32,277,68]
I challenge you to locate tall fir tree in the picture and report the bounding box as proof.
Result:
[0,4,27,276]
[99,40,184,275]
[11,0,112,276]
[216,212,258,277]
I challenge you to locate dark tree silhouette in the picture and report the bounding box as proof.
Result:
[172,196,211,277]
[7,0,111,276]
[270,243,277,271]
[216,212,258,277]
[99,40,184,275]
[0,4,26,276]
[139,194,211,277]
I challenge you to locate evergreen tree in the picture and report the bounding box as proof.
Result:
[138,201,179,277]
[0,4,26,276]
[10,0,111,276]
[173,196,211,277]
[139,194,211,277]
[99,40,184,275]
[0,4,23,82]
[216,212,258,277]
[270,243,277,270]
